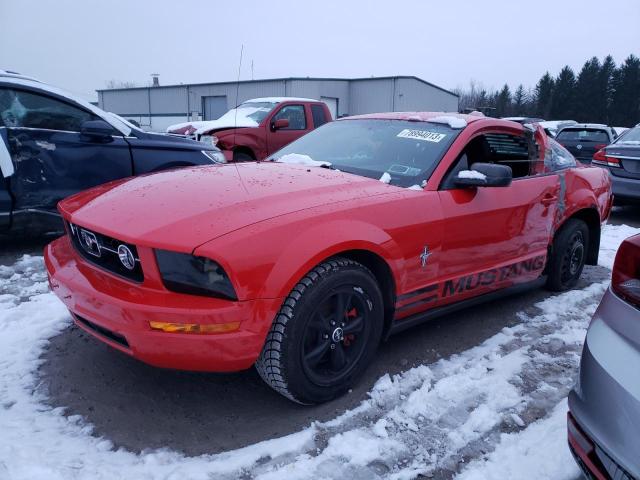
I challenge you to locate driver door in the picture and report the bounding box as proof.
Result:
[267,104,310,154]
[0,87,132,213]
[435,129,558,305]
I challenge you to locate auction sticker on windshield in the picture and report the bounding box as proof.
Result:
[397,129,447,142]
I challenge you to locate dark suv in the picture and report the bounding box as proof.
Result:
[0,71,225,235]
[555,124,618,164]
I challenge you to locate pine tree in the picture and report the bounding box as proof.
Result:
[610,55,640,127]
[575,57,602,122]
[495,84,512,117]
[534,73,554,118]
[551,66,577,119]
[513,84,527,115]
[599,55,617,123]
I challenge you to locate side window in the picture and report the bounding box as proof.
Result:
[0,88,98,132]
[273,105,307,130]
[440,132,541,190]
[311,104,328,128]
[545,139,576,171]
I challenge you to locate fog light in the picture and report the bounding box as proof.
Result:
[149,321,240,334]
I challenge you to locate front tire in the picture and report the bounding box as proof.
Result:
[255,258,384,404]
[545,219,589,291]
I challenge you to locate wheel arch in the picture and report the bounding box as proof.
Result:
[257,221,403,337]
[233,145,256,160]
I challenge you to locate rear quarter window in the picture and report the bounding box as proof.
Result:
[545,139,576,171]
[311,104,328,128]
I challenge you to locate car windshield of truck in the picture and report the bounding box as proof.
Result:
[268,119,462,188]
[235,101,278,123]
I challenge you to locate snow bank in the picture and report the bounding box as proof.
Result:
[458,170,486,181]
[0,224,637,479]
[276,153,330,167]
[429,116,467,129]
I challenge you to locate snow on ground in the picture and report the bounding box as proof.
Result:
[0,224,638,479]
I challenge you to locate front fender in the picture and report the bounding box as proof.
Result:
[260,219,404,299]
[196,215,405,302]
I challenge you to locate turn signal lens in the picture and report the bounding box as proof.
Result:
[612,234,640,308]
[149,321,240,334]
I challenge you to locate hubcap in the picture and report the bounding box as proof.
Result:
[331,327,344,343]
[301,286,370,386]
[561,231,585,282]
[569,243,584,275]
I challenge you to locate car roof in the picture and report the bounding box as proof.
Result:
[243,97,318,104]
[340,111,520,129]
[0,69,40,82]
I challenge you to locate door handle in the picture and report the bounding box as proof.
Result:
[541,194,558,205]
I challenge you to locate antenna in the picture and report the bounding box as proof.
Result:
[251,60,254,80]
[233,45,244,153]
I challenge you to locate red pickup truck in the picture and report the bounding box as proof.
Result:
[167,97,332,162]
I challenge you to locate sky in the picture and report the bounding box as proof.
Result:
[1,0,638,101]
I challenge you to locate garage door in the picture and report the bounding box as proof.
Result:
[202,96,227,120]
[320,97,338,119]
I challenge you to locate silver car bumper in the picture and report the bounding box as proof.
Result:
[569,286,640,478]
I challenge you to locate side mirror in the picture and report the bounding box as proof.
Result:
[271,118,290,131]
[454,162,512,188]
[80,120,114,141]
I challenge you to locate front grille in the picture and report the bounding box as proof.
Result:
[67,222,144,282]
[75,314,130,349]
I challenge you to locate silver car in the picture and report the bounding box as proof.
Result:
[568,233,640,479]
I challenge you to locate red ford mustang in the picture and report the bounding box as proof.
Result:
[45,112,612,404]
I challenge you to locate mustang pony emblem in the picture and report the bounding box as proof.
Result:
[420,246,431,267]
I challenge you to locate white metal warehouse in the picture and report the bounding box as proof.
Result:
[97,76,459,132]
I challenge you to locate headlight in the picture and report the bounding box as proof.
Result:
[201,149,226,164]
[155,250,237,300]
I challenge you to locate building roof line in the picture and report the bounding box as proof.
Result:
[96,75,458,98]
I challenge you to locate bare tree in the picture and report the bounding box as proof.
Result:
[105,79,138,89]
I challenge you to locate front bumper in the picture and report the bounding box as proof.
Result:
[568,287,640,479]
[45,236,283,372]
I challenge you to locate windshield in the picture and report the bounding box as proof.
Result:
[616,126,640,145]
[268,119,462,188]
[234,101,278,123]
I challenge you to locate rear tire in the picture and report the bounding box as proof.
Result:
[545,219,589,291]
[255,258,384,404]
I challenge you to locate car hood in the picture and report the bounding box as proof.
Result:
[60,163,395,251]
[131,130,218,151]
